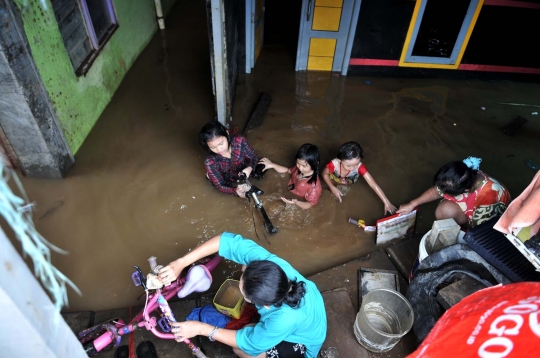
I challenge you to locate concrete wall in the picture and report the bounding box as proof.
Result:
[0,49,69,177]
[1,0,75,177]
[14,0,175,154]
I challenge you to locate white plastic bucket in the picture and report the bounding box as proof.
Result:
[419,230,466,262]
[418,230,432,262]
[409,229,466,281]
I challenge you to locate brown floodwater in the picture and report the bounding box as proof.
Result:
[14,0,540,312]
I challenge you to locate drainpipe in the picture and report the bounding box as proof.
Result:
[154,0,165,29]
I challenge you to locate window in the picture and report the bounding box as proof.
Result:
[399,0,483,69]
[51,0,118,76]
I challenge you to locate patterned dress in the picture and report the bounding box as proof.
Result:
[325,158,367,185]
[437,171,511,227]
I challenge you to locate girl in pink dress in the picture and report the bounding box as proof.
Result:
[259,144,322,210]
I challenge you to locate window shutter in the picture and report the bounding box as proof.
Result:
[50,0,94,75]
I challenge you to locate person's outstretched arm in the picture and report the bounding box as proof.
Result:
[322,167,342,202]
[162,237,240,349]
[159,234,221,284]
[397,187,440,215]
[363,172,396,214]
[258,158,289,173]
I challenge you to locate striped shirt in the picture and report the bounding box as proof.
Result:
[204,136,258,195]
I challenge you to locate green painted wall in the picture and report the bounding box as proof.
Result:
[15,0,173,154]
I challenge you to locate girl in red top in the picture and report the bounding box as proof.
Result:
[322,141,396,214]
[259,144,322,210]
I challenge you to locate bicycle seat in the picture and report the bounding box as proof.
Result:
[177,264,212,298]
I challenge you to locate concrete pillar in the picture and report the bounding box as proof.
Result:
[0,227,86,357]
[0,0,74,178]
[209,0,228,125]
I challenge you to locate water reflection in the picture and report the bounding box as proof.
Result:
[293,72,346,141]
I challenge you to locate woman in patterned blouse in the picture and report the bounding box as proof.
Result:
[397,157,511,228]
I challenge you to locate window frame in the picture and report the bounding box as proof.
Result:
[399,0,484,70]
[75,0,119,76]
[79,0,118,49]
[52,0,119,77]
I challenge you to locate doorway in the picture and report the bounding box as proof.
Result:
[209,0,361,123]
[245,0,303,73]
[245,0,361,74]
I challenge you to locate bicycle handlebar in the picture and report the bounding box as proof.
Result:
[88,255,221,355]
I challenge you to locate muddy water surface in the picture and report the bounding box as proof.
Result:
[17,1,540,312]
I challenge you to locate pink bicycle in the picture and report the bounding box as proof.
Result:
[78,255,222,357]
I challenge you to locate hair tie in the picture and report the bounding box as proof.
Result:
[463,156,482,170]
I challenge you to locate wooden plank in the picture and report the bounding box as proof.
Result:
[50,0,92,71]
[60,8,85,39]
[436,277,487,310]
[68,36,92,69]
[50,0,77,23]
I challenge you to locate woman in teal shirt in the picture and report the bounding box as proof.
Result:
[158,232,327,358]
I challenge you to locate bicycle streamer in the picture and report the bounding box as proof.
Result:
[156,295,208,357]
[129,306,135,358]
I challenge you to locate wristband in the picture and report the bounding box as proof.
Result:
[208,326,219,342]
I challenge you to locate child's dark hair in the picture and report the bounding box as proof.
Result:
[198,121,231,153]
[242,260,306,308]
[296,143,320,185]
[337,141,363,160]
[434,161,477,196]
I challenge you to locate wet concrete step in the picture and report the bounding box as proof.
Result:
[311,249,418,357]
[384,235,422,281]
[64,291,371,358]
[63,310,95,336]
[322,288,369,358]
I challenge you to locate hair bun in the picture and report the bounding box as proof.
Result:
[463,156,482,170]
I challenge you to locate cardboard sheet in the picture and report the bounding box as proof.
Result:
[376,210,417,245]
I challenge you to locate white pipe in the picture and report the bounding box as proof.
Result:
[245,0,252,73]
[154,0,165,30]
